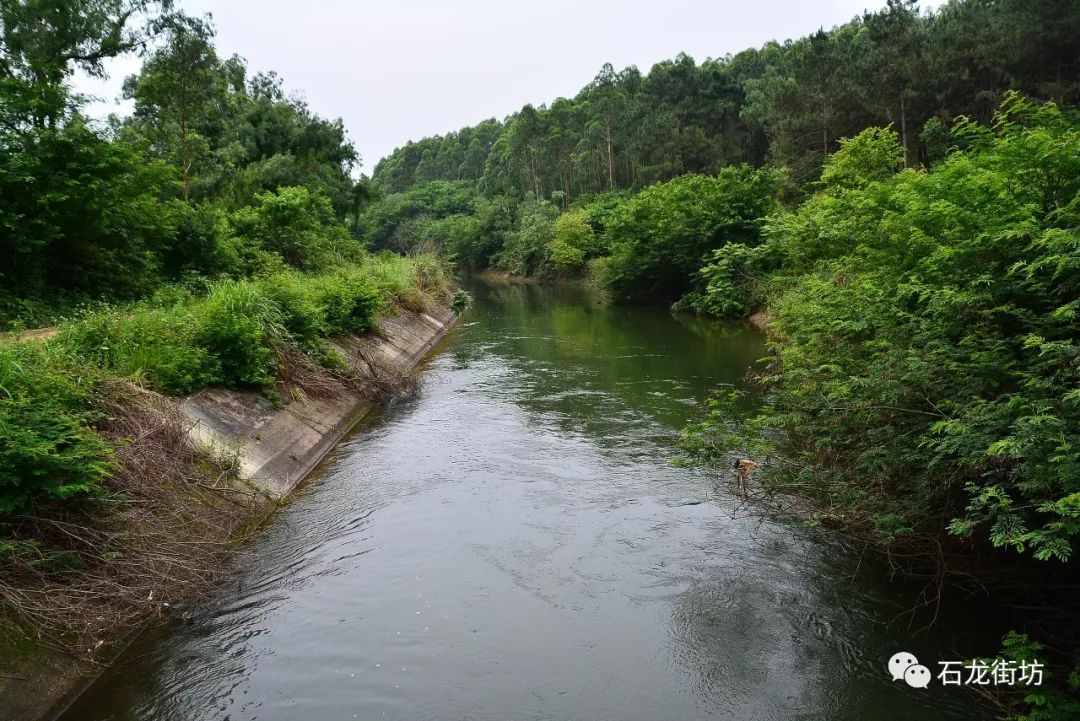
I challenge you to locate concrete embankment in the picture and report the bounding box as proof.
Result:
[1,307,457,721]
[179,308,457,498]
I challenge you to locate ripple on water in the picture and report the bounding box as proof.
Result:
[64,282,996,721]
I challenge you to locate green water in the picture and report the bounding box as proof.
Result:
[64,280,995,720]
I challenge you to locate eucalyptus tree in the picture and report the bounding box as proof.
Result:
[123,14,226,199]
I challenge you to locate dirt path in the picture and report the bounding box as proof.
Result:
[1,326,59,342]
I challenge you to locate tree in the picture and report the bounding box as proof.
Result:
[123,14,225,200]
[0,0,173,127]
[604,166,782,302]
[861,0,926,167]
[551,210,595,270]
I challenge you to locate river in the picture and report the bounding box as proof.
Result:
[66,280,995,721]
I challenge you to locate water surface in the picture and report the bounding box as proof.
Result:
[68,281,994,720]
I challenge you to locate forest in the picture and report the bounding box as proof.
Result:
[0,0,457,694]
[2,0,1080,718]
[356,1,1080,716]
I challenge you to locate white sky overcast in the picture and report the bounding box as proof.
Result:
[75,0,945,173]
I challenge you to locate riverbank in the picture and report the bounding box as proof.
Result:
[0,304,457,721]
[61,279,997,721]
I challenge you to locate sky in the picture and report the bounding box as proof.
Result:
[75,0,944,173]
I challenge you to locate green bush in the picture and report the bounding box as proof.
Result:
[685,96,1080,561]
[818,125,904,190]
[361,180,477,251]
[255,272,327,348]
[0,342,114,514]
[677,242,778,318]
[58,306,220,395]
[550,210,596,271]
[311,269,383,335]
[228,186,362,272]
[495,197,558,276]
[2,254,453,514]
[196,281,284,387]
[604,166,783,302]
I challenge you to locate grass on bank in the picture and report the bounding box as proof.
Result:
[0,252,454,653]
[1,252,452,530]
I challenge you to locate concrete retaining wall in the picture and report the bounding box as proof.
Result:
[179,308,457,498]
[8,308,457,721]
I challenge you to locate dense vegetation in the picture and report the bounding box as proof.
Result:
[360,0,1080,301]
[374,0,1080,195]
[353,1,1080,714]
[3,0,1080,715]
[1,5,366,326]
[681,96,1080,558]
[0,0,457,660]
[0,0,454,513]
[3,254,449,514]
[680,93,1080,721]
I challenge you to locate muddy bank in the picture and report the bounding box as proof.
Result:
[0,308,456,721]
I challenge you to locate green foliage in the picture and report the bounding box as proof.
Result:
[0,5,364,325]
[495,197,559,276]
[686,97,1080,562]
[0,342,115,514]
[306,268,383,336]
[451,290,473,315]
[550,210,596,271]
[58,305,219,395]
[195,281,283,387]
[818,126,904,190]
[604,166,782,302]
[228,186,360,271]
[999,632,1080,721]
[373,1,1080,197]
[360,180,477,251]
[0,119,178,302]
[920,116,957,165]
[677,242,778,318]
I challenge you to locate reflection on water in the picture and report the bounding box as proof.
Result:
[65,280,994,721]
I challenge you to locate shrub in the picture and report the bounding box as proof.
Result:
[255,272,327,348]
[604,166,783,302]
[196,281,284,387]
[451,290,472,315]
[818,125,904,190]
[228,186,361,271]
[550,210,595,271]
[677,242,777,318]
[0,342,114,514]
[495,197,557,276]
[685,97,1080,561]
[311,270,383,335]
[58,307,220,395]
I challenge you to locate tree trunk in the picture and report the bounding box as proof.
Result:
[180,114,191,201]
[605,114,615,189]
[900,93,909,169]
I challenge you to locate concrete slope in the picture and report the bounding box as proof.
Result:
[178,309,457,498]
[2,308,456,721]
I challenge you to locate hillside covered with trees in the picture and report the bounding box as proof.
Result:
[361,0,1080,285]
[3,0,1080,717]
[354,1,1080,716]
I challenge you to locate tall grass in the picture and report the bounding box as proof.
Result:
[2,254,453,515]
[54,255,450,395]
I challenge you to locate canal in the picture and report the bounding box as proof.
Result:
[67,280,994,720]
